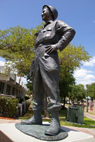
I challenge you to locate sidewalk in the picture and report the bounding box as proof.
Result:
[84,112,95,120]
[0,117,21,124]
[65,126,95,139]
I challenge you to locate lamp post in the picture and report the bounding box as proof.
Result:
[86,90,89,112]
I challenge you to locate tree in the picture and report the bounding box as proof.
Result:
[86,83,95,99]
[0,25,43,76]
[59,64,75,106]
[69,84,86,103]
[58,44,90,69]
[58,45,90,105]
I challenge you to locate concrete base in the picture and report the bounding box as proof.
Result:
[0,122,94,142]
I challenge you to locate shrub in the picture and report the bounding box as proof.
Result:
[0,96,18,118]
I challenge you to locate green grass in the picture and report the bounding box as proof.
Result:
[59,109,95,128]
[84,117,95,127]
[19,106,95,128]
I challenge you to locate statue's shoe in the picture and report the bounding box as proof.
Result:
[45,111,60,136]
[21,115,42,125]
[45,124,60,136]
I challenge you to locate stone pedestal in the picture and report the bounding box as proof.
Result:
[0,122,94,142]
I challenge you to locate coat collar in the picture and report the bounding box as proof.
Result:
[44,20,53,27]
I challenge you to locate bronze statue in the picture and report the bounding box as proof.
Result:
[21,5,75,136]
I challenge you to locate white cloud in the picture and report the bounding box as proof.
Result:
[74,68,93,78]
[74,68,95,86]
[0,60,5,66]
[93,21,95,23]
[83,56,95,67]
[85,74,95,80]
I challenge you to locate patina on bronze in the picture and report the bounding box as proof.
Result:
[15,123,68,141]
[21,5,75,137]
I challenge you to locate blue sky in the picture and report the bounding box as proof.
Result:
[0,0,95,86]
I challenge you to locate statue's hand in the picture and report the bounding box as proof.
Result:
[45,44,57,54]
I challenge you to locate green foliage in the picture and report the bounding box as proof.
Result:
[0,96,18,117]
[86,83,95,99]
[59,65,75,99]
[26,74,33,95]
[69,84,86,102]
[0,24,43,75]
[58,44,91,101]
[58,44,91,69]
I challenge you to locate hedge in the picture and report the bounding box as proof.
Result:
[0,96,18,118]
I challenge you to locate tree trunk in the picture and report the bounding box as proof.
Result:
[63,96,65,107]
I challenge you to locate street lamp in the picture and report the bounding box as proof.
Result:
[86,90,89,112]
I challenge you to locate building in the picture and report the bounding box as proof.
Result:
[0,66,28,98]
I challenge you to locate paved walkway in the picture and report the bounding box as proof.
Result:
[84,112,95,120]
[0,117,21,124]
[65,126,95,139]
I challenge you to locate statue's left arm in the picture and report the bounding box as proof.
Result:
[55,20,76,51]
